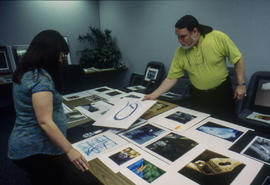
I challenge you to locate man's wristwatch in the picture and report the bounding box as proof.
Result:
[237,82,246,86]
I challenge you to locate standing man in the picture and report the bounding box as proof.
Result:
[144,15,246,121]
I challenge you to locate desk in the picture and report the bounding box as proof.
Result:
[64,87,268,185]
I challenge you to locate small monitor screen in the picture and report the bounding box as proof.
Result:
[250,75,270,114]
[145,67,159,81]
[0,51,9,70]
[254,79,270,108]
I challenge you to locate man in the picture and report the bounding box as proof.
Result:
[144,15,246,121]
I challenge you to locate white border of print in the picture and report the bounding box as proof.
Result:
[168,145,263,185]
[183,117,251,149]
[97,89,126,100]
[241,136,270,165]
[148,106,209,133]
[72,131,128,161]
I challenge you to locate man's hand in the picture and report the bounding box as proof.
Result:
[143,93,158,101]
[234,85,246,100]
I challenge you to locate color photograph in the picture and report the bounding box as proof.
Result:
[67,121,107,144]
[106,91,122,96]
[109,147,140,165]
[178,150,245,185]
[122,124,165,145]
[146,133,198,162]
[196,122,244,142]
[66,111,88,124]
[127,158,165,183]
[165,111,196,124]
[242,136,270,165]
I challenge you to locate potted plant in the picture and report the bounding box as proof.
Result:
[78,27,122,69]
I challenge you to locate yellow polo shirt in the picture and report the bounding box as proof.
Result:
[168,30,242,90]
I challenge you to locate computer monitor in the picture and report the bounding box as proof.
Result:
[12,45,29,65]
[250,75,270,114]
[0,46,12,74]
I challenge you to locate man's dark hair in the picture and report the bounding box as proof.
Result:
[13,30,69,92]
[175,15,213,37]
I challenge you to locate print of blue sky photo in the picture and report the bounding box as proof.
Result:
[196,122,243,142]
[122,124,165,145]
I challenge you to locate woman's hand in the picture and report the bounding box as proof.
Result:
[67,147,89,172]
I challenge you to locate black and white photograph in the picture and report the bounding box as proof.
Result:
[242,136,270,165]
[66,111,88,124]
[166,111,196,124]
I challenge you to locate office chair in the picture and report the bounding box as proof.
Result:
[238,71,270,129]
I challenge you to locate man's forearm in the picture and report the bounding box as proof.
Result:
[151,78,178,97]
[234,57,245,85]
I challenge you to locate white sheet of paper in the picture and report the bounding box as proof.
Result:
[72,131,128,161]
[246,112,270,124]
[183,117,252,149]
[148,106,210,133]
[93,98,156,129]
[168,145,263,185]
[75,101,113,121]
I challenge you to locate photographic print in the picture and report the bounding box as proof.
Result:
[109,147,140,165]
[247,112,270,124]
[106,91,122,96]
[127,158,165,183]
[146,133,198,162]
[76,101,113,121]
[122,124,165,145]
[165,111,196,124]
[86,94,107,103]
[67,121,107,144]
[241,136,270,165]
[66,111,88,124]
[95,87,110,92]
[196,122,244,142]
[63,91,90,101]
[141,100,177,120]
[178,149,245,185]
[262,176,270,185]
[145,67,159,81]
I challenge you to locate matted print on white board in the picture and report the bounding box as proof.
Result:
[109,92,145,105]
[63,91,90,101]
[98,143,153,173]
[184,117,251,149]
[149,106,209,132]
[72,131,128,161]
[93,98,156,129]
[119,150,170,185]
[168,145,263,185]
[144,132,199,164]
